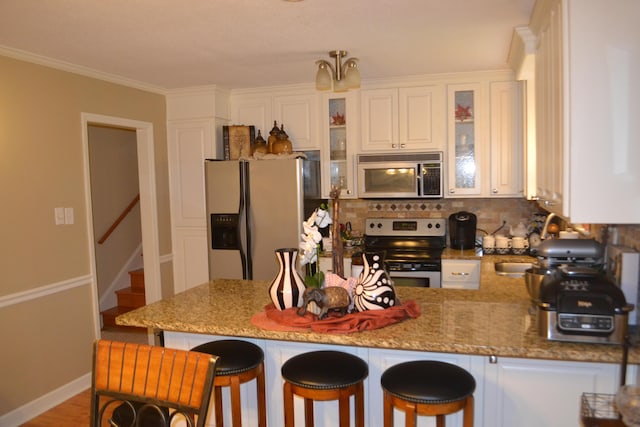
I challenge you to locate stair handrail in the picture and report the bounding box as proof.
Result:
[98,194,140,244]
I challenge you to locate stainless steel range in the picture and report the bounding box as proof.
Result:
[364,218,447,287]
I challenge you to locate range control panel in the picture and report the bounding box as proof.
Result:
[365,218,446,237]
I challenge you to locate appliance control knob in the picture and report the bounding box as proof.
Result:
[427,223,433,228]
[435,223,441,228]
[377,223,382,228]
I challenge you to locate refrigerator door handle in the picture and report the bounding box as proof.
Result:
[240,161,252,280]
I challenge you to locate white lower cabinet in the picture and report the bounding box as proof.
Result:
[482,357,620,427]
[164,333,629,427]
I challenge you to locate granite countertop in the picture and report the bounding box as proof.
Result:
[117,255,639,364]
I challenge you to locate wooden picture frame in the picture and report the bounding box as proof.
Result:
[223,125,255,160]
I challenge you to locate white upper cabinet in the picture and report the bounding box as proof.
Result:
[446,79,523,198]
[321,92,358,198]
[360,85,445,152]
[231,90,320,151]
[490,81,523,197]
[446,83,485,197]
[531,0,640,223]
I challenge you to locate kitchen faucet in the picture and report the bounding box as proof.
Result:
[540,212,556,240]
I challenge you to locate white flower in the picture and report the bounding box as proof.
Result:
[299,206,332,266]
[315,208,332,228]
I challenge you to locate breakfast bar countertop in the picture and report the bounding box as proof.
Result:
[117,255,639,365]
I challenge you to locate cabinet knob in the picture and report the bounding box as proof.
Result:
[400,143,406,148]
[449,188,455,194]
[492,188,498,194]
[489,355,498,364]
[391,144,397,148]
[346,189,352,195]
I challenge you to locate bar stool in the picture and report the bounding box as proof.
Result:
[281,350,368,427]
[381,360,476,427]
[191,340,266,427]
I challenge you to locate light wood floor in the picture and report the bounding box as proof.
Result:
[19,328,147,426]
[19,389,91,426]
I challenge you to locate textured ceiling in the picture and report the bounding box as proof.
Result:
[0,0,535,90]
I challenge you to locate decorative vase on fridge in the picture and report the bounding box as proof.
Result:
[269,248,307,311]
[353,251,397,311]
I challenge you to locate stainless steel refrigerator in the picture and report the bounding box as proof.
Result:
[205,155,321,281]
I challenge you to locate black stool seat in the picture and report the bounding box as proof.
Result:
[281,350,368,389]
[381,360,476,404]
[192,339,264,375]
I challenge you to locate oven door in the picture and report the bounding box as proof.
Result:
[388,270,441,288]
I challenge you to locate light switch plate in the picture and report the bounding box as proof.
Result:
[64,207,74,225]
[54,207,65,225]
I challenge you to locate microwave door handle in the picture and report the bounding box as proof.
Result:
[416,164,423,196]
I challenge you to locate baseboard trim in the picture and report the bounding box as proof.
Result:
[0,373,91,427]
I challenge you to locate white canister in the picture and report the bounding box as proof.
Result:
[495,235,512,254]
[482,235,495,254]
[511,236,529,254]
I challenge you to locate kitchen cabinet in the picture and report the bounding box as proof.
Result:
[482,357,619,427]
[165,332,625,427]
[530,0,640,223]
[167,88,229,293]
[447,83,484,196]
[360,85,445,152]
[446,80,522,198]
[318,254,352,278]
[231,90,320,151]
[321,92,358,198]
[441,259,481,289]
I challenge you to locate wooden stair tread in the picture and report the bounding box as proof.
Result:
[128,268,145,292]
[100,306,145,331]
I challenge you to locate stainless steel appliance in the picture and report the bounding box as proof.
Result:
[363,218,447,287]
[356,152,443,198]
[448,211,477,249]
[205,156,321,281]
[535,239,634,344]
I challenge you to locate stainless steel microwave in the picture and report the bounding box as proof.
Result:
[357,152,443,198]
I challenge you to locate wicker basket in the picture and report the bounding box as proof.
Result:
[581,393,625,427]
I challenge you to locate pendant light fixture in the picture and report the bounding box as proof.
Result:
[315,50,360,92]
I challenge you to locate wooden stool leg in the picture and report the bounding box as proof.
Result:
[338,388,350,427]
[214,385,224,427]
[283,382,295,427]
[436,414,445,427]
[405,402,417,427]
[383,391,393,427]
[355,382,365,427]
[304,398,315,427]
[463,396,474,427]
[256,364,267,427]
[230,375,242,427]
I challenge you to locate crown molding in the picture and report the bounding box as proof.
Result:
[0,44,167,95]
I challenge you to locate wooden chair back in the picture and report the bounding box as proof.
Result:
[90,339,218,427]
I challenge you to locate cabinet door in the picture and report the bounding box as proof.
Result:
[360,88,399,151]
[230,95,272,138]
[483,357,619,427]
[167,119,215,292]
[534,0,564,215]
[399,85,446,151]
[273,93,320,150]
[322,93,358,198]
[441,259,481,289]
[490,81,523,197]
[447,83,484,196]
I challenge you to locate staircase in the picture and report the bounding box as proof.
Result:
[101,268,146,331]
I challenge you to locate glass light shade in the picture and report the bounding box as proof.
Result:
[333,78,348,92]
[345,65,360,89]
[315,65,332,91]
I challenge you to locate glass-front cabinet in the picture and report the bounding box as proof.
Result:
[447,83,482,196]
[321,92,357,198]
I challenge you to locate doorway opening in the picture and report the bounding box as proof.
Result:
[81,113,161,345]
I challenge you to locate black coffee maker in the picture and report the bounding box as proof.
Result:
[448,211,477,249]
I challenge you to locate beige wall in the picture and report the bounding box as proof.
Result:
[0,55,170,416]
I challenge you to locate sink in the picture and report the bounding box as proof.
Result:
[494,262,535,277]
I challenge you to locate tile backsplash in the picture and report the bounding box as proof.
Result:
[338,197,640,251]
